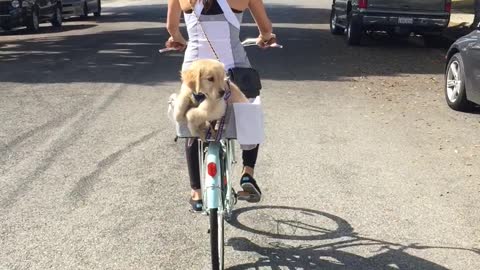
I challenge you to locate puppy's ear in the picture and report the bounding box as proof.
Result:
[195,69,202,94]
[181,68,203,94]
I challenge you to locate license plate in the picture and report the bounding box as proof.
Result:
[398,17,414,24]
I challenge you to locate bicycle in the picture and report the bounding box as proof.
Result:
[163,38,282,270]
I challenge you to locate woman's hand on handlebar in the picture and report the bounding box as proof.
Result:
[256,33,277,49]
[165,36,187,52]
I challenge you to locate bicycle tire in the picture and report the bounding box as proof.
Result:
[210,208,224,270]
[206,142,228,270]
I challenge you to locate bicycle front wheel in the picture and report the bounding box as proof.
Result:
[209,208,224,270]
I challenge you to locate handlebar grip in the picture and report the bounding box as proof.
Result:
[159,47,179,53]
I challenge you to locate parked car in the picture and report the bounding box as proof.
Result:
[445,29,480,111]
[330,0,451,46]
[62,0,100,19]
[0,0,62,32]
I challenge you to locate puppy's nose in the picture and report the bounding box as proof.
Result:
[219,90,225,97]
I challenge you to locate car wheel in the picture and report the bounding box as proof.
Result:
[81,1,88,18]
[346,15,363,46]
[26,7,40,32]
[330,9,343,35]
[93,0,101,17]
[445,53,472,111]
[51,5,62,27]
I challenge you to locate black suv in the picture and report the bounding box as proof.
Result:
[330,0,451,46]
[0,0,62,32]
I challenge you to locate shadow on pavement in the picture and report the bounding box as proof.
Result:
[0,24,97,36]
[226,205,480,270]
[92,4,169,23]
[0,5,448,85]
[69,4,331,25]
[244,4,332,25]
[442,22,475,42]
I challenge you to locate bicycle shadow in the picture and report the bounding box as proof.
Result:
[226,206,480,269]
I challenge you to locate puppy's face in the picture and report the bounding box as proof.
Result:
[182,59,226,100]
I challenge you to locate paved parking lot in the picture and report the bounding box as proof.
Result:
[1,0,479,269]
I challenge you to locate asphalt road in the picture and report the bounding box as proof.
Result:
[1,0,479,269]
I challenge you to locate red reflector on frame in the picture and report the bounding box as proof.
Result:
[207,163,217,177]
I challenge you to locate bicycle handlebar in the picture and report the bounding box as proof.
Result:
[159,38,283,54]
[240,38,283,48]
[159,47,181,53]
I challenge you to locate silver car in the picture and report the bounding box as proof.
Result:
[62,0,100,18]
[445,29,480,111]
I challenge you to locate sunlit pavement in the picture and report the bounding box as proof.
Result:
[1,0,479,269]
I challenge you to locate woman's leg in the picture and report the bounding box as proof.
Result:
[242,145,259,176]
[185,138,201,200]
[240,145,262,202]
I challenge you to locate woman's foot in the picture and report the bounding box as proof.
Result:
[240,173,262,203]
[242,166,255,178]
[191,189,202,200]
[190,189,203,212]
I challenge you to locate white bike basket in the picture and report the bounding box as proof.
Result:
[169,95,264,144]
[233,96,264,145]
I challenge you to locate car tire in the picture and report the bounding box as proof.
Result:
[346,15,363,46]
[26,7,40,32]
[81,1,88,18]
[330,8,343,35]
[51,5,62,27]
[445,53,472,111]
[93,0,101,17]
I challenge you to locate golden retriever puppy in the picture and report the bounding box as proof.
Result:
[174,59,248,140]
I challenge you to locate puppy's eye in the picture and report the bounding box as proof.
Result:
[207,77,214,82]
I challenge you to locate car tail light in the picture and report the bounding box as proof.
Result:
[359,0,368,9]
[207,162,217,177]
[445,0,452,12]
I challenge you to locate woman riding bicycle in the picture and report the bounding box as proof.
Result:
[166,0,276,212]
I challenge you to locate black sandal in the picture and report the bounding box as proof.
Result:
[189,198,203,212]
[240,174,262,203]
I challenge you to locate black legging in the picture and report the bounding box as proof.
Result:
[185,138,259,190]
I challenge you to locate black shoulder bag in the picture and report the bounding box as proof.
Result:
[227,67,262,98]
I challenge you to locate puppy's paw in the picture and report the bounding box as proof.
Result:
[199,132,207,142]
[174,94,192,123]
[198,122,211,142]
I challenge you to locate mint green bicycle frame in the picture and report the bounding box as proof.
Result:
[199,139,236,215]
[199,139,237,270]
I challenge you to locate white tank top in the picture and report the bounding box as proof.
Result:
[182,0,251,71]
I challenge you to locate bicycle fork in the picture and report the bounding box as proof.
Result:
[203,142,223,211]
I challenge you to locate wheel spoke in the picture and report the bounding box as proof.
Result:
[450,62,459,79]
[447,80,456,88]
[448,88,456,101]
